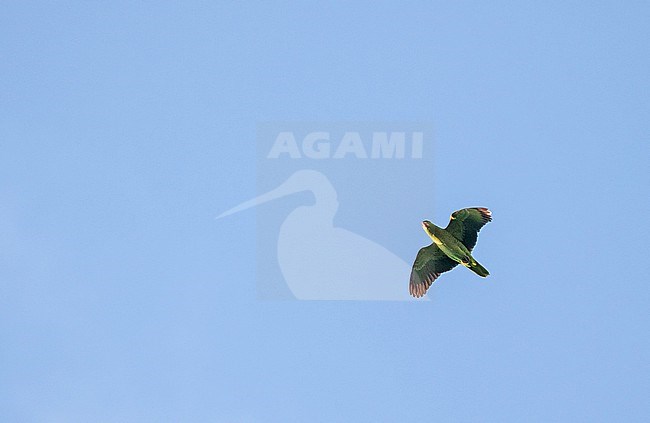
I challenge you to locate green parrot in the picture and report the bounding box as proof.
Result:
[410,207,492,298]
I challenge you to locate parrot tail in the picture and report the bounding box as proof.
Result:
[468,260,490,277]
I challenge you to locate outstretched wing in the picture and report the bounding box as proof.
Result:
[445,207,492,251]
[409,244,458,298]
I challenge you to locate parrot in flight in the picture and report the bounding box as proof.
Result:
[410,207,492,298]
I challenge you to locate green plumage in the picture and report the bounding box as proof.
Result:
[409,207,492,298]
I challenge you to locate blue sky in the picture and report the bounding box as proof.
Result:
[1,1,649,421]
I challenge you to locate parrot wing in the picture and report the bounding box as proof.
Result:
[409,244,458,298]
[445,207,492,251]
